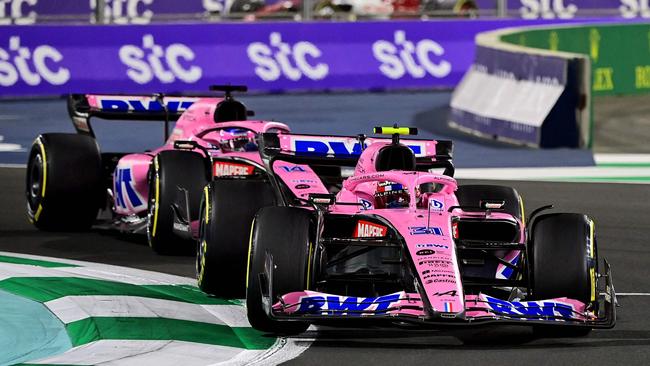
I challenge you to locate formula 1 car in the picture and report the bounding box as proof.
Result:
[245,127,616,335]
[26,85,290,254]
[195,130,445,297]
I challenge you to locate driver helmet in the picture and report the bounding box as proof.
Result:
[218,128,258,152]
[374,181,409,209]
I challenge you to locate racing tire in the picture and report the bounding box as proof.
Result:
[26,133,102,231]
[529,213,597,336]
[147,150,209,255]
[197,179,276,298]
[455,185,524,222]
[246,207,311,335]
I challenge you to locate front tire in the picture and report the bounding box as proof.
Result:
[246,207,311,335]
[147,150,209,255]
[26,133,102,231]
[197,179,276,298]
[529,213,597,336]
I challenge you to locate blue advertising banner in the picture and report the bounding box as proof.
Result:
[475,44,568,84]
[0,18,618,97]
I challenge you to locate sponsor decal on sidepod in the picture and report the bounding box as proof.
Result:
[354,220,387,238]
[213,161,254,176]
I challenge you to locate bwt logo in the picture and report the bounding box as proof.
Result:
[0,36,70,86]
[247,32,329,82]
[91,0,153,24]
[119,34,202,84]
[0,0,37,25]
[373,30,451,80]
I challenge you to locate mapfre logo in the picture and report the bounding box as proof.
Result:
[373,30,451,80]
[119,34,202,84]
[353,220,387,238]
[0,36,70,86]
[247,32,329,82]
[0,0,37,25]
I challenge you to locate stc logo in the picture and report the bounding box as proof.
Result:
[373,30,451,80]
[91,0,153,24]
[119,34,202,84]
[0,36,70,86]
[519,0,578,19]
[0,0,37,25]
[91,0,225,24]
[247,32,329,82]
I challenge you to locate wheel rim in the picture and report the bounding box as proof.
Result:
[146,188,156,246]
[27,153,43,208]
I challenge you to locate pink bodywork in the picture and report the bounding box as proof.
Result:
[269,139,581,322]
[87,95,291,216]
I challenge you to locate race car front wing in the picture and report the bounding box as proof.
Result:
[258,252,616,328]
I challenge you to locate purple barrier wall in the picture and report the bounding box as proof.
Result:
[0,19,612,97]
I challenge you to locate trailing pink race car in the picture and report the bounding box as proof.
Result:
[25,85,291,254]
[242,126,616,335]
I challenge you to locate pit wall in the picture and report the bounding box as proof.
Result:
[450,22,650,148]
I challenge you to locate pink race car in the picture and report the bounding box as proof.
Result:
[243,126,616,335]
[26,85,291,254]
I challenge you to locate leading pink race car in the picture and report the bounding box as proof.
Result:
[243,126,616,335]
[25,85,291,254]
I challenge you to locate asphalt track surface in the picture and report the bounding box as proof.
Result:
[1,94,649,365]
[1,166,649,365]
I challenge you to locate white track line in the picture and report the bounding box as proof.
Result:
[0,163,26,168]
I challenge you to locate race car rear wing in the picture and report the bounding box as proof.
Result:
[67,93,216,139]
[259,132,454,172]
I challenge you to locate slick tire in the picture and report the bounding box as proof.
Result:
[197,179,276,298]
[246,207,311,335]
[530,213,597,336]
[455,185,524,222]
[147,150,209,255]
[26,133,102,231]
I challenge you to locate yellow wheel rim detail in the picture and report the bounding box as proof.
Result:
[37,138,47,198]
[203,185,210,224]
[198,240,207,284]
[245,218,256,290]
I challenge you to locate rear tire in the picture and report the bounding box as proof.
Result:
[246,207,311,335]
[530,213,597,336]
[147,150,209,255]
[197,179,276,298]
[455,184,523,221]
[26,133,102,231]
